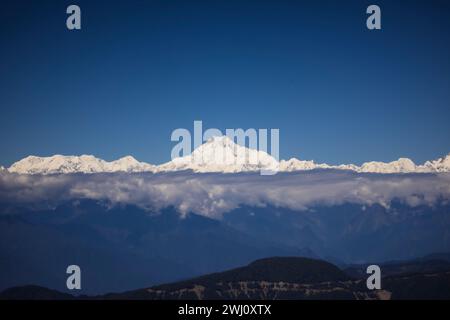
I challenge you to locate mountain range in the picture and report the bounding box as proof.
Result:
[4,136,450,174]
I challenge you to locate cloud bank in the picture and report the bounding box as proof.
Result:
[0,171,449,218]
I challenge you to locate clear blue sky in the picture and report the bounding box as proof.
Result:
[1,0,449,166]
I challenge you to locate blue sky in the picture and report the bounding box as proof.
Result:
[1,0,449,166]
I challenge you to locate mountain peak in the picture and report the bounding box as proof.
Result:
[359,158,416,173]
[158,135,279,173]
[109,156,155,172]
[117,155,138,162]
[421,153,450,172]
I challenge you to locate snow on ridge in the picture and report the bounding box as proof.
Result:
[7,154,155,174]
[5,137,450,175]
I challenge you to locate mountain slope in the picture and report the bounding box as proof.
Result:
[0,285,74,300]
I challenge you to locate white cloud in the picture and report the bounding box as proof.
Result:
[1,171,449,219]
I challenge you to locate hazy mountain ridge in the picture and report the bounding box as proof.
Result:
[1,200,450,294]
[3,256,450,300]
[0,201,303,294]
[4,136,450,174]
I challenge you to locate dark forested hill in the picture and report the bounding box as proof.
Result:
[2,256,450,300]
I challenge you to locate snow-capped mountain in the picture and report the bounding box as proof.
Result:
[279,158,330,171]
[420,154,450,173]
[157,136,279,173]
[106,156,155,173]
[358,158,417,173]
[8,155,155,174]
[5,137,450,174]
[280,157,420,173]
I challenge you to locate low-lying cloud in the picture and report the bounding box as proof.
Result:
[1,170,449,218]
